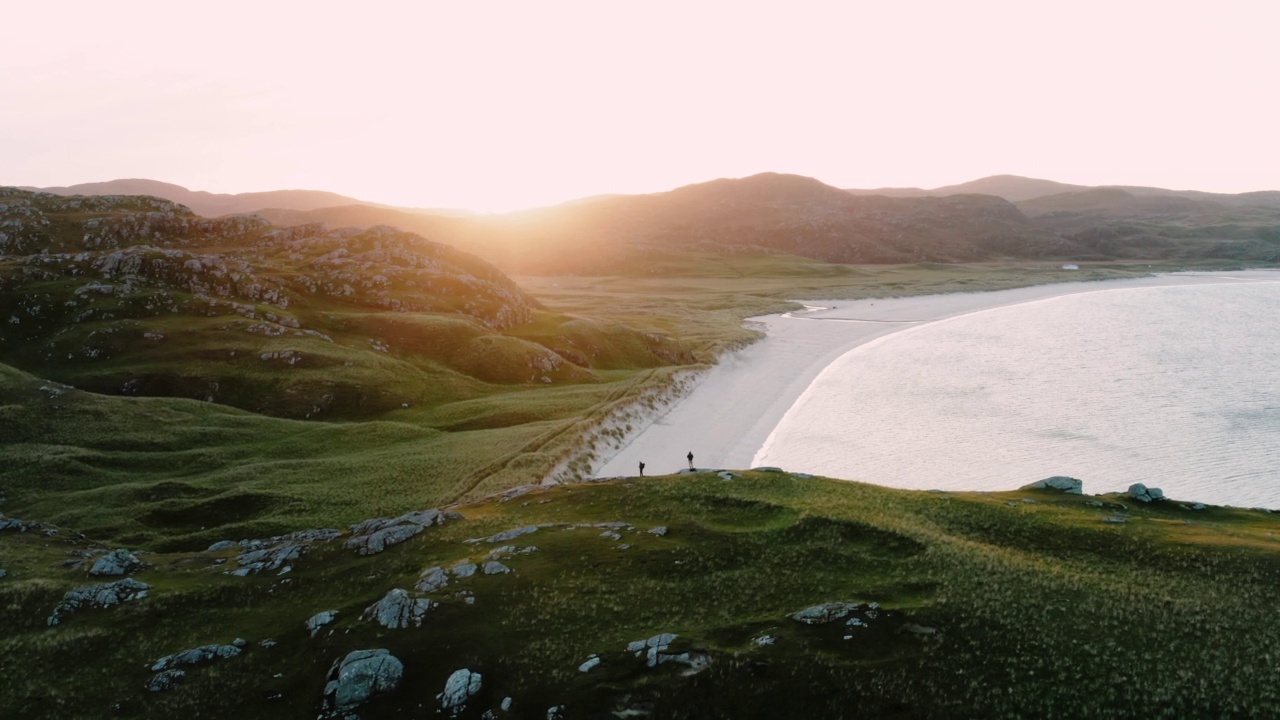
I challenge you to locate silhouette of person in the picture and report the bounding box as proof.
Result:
[687,451,694,470]
[639,461,645,477]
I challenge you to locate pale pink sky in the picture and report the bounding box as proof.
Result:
[2,1,1276,211]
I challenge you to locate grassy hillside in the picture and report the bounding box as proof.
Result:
[3,470,1279,719]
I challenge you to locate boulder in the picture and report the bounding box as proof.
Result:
[647,526,668,537]
[147,669,185,692]
[791,602,856,625]
[47,578,150,625]
[0,569,7,579]
[578,656,601,672]
[151,643,241,671]
[626,632,679,668]
[345,509,457,556]
[599,530,622,541]
[452,562,478,578]
[321,649,404,717]
[205,540,237,552]
[416,566,449,593]
[465,524,546,544]
[1022,476,1083,494]
[362,588,434,629]
[481,561,512,575]
[438,668,483,714]
[306,610,338,637]
[1128,483,1165,503]
[89,549,144,576]
[232,528,340,574]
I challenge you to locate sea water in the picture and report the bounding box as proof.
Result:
[753,281,1280,507]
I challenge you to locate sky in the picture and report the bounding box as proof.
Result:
[2,1,1277,212]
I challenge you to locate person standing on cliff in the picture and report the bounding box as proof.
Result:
[639,461,645,477]
[687,451,694,470]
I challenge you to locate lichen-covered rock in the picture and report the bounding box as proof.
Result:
[647,526,668,536]
[47,578,150,625]
[89,549,144,576]
[147,669,185,692]
[307,610,339,638]
[416,566,449,593]
[151,643,241,671]
[438,668,483,714]
[452,562,478,578]
[362,588,434,629]
[1022,476,1084,494]
[481,561,512,575]
[231,528,340,575]
[321,649,404,717]
[791,602,857,625]
[626,632,683,668]
[345,509,456,555]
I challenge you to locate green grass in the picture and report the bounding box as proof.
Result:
[4,472,1280,718]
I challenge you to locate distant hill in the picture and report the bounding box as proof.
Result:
[25,179,373,217]
[848,175,1091,202]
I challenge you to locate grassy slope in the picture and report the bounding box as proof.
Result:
[3,472,1279,719]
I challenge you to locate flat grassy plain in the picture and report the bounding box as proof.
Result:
[3,256,1274,718]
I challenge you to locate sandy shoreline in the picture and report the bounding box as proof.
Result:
[594,270,1280,478]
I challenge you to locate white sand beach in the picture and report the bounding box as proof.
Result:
[595,270,1280,478]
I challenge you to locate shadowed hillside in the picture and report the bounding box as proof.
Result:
[25,179,374,218]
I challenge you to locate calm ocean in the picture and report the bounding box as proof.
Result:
[753,281,1280,507]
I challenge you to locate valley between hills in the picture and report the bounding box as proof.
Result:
[2,175,1280,719]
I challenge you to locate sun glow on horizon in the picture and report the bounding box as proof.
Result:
[3,1,1278,212]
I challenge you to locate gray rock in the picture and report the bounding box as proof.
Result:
[232,528,339,574]
[0,569,6,578]
[578,655,600,672]
[362,588,434,629]
[306,610,339,638]
[452,562,478,578]
[751,635,776,646]
[89,549,144,577]
[791,602,855,625]
[547,706,565,720]
[599,530,622,541]
[47,578,150,625]
[321,649,404,717]
[0,515,38,532]
[481,561,512,575]
[259,639,277,648]
[232,637,247,648]
[147,669,185,692]
[345,509,455,555]
[1022,476,1083,494]
[501,697,513,711]
[647,526,668,536]
[1128,483,1165,503]
[151,643,241,671]
[901,623,938,636]
[752,466,784,473]
[416,566,449,593]
[1103,514,1130,524]
[438,668,483,713]
[465,524,546,544]
[1191,502,1207,511]
[718,471,736,481]
[626,632,680,668]
[206,540,237,552]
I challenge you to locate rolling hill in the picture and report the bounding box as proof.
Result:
[24,179,375,218]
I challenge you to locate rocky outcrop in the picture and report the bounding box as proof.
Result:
[438,668,483,714]
[306,610,339,638]
[47,578,150,625]
[88,549,144,576]
[147,669,186,692]
[465,524,549,544]
[481,561,512,575]
[231,528,340,576]
[1128,484,1165,503]
[791,602,857,625]
[151,643,241,671]
[416,566,449,593]
[0,514,40,532]
[578,655,601,672]
[1022,476,1084,494]
[321,649,404,718]
[345,509,457,555]
[362,588,434,629]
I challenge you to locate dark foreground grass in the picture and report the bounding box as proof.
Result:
[3,471,1280,719]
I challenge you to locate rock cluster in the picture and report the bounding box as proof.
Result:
[47,578,150,625]
[465,524,548,544]
[0,514,40,532]
[345,508,457,555]
[1022,476,1084,494]
[362,588,435,629]
[88,549,144,576]
[438,668,483,714]
[1128,483,1165,503]
[151,643,241,671]
[228,528,341,576]
[147,669,185,692]
[321,649,404,718]
[791,602,859,625]
[624,632,709,672]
